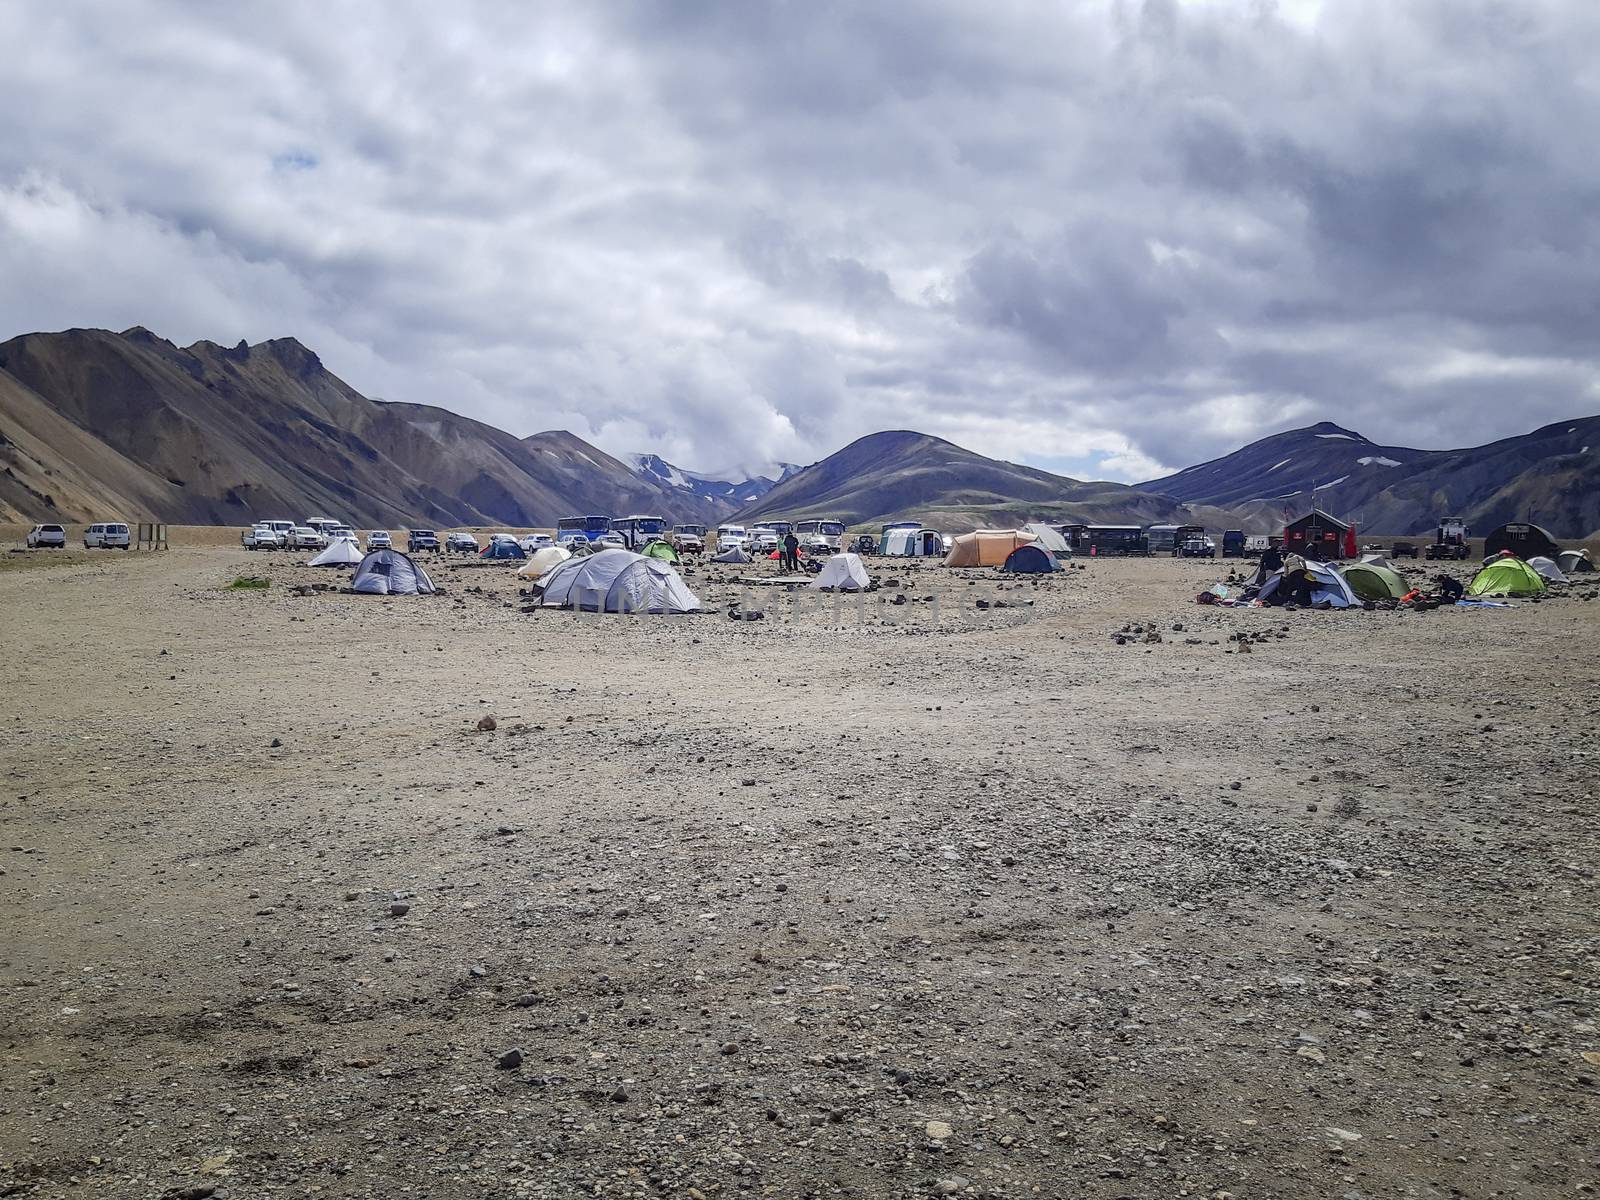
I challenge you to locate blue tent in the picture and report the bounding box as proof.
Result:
[1000,544,1060,573]
[480,539,527,560]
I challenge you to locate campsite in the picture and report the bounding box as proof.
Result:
[2,534,1598,1200]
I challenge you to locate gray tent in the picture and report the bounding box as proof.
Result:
[1022,523,1072,558]
[1558,549,1594,575]
[352,549,436,595]
[710,546,752,564]
[536,549,701,613]
[1527,555,1569,583]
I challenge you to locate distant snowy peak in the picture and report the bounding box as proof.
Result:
[626,452,796,512]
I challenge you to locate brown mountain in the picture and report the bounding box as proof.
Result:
[735,430,1210,532]
[0,327,726,527]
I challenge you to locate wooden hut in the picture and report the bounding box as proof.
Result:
[1283,510,1351,561]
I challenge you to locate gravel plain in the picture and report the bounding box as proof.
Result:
[2,544,1597,1200]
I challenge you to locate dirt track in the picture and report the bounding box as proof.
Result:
[2,546,1597,1200]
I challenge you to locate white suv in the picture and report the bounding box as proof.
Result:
[260,520,294,548]
[26,524,66,548]
[84,522,131,549]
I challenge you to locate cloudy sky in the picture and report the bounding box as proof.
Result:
[2,0,1597,482]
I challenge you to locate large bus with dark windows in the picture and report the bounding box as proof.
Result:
[1146,524,1205,556]
[611,515,667,550]
[1084,525,1148,556]
[556,515,611,545]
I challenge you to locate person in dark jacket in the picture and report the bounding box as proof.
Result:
[782,531,800,572]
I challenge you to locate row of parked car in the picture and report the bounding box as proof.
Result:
[22,522,132,549]
[240,518,580,557]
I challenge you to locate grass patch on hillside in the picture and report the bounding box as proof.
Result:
[227,574,271,590]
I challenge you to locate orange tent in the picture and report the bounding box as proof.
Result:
[941,529,1036,567]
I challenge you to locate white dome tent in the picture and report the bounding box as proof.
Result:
[516,545,572,578]
[810,552,871,592]
[307,539,363,567]
[535,549,701,614]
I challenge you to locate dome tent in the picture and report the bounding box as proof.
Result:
[1000,543,1061,573]
[307,539,363,567]
[1527,556,1568,583]
[1468,556,1546,597]
[352,549,436,595]
[1255,556,1359,608]
[1341,560,1408,601]
[810,552,871,591]
[535,549,701,613]
[642,540,680,563]
[710,546,752,564]
[480,539,526,560]
[516,545,571,578]
[1558,549,1594,574]
[1022,523,1071,558]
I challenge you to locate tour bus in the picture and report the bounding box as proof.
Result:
[1145,524,1205,556]
[764,520,793,539]
[794,518,845,552]
[556,515,612,545]
[612,514,667,550]
[1084,525,1148,556]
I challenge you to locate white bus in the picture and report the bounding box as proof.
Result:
[794,519,845,552]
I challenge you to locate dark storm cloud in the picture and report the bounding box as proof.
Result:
[1,0,1597,480]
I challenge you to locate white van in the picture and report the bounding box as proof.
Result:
[84,521,131,549]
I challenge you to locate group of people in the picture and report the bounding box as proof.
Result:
[779,530,802,572]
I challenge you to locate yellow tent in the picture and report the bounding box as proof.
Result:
[942,529,1035,567]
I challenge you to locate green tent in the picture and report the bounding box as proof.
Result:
[1468,556,1546,597]
[1342,561,1408,601]
[641,540,680,564]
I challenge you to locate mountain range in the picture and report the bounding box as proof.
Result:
[1,326,1596,537]
[1142,418,1600,538]
[0,328,745,529]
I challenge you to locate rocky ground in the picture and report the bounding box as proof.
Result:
[1,545,1597,1200]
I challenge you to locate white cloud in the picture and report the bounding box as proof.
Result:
[3,0,1599,482]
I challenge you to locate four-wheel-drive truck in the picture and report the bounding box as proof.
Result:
[1425,518,1471,560]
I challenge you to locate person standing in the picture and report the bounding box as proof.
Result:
[782,530,800,572]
